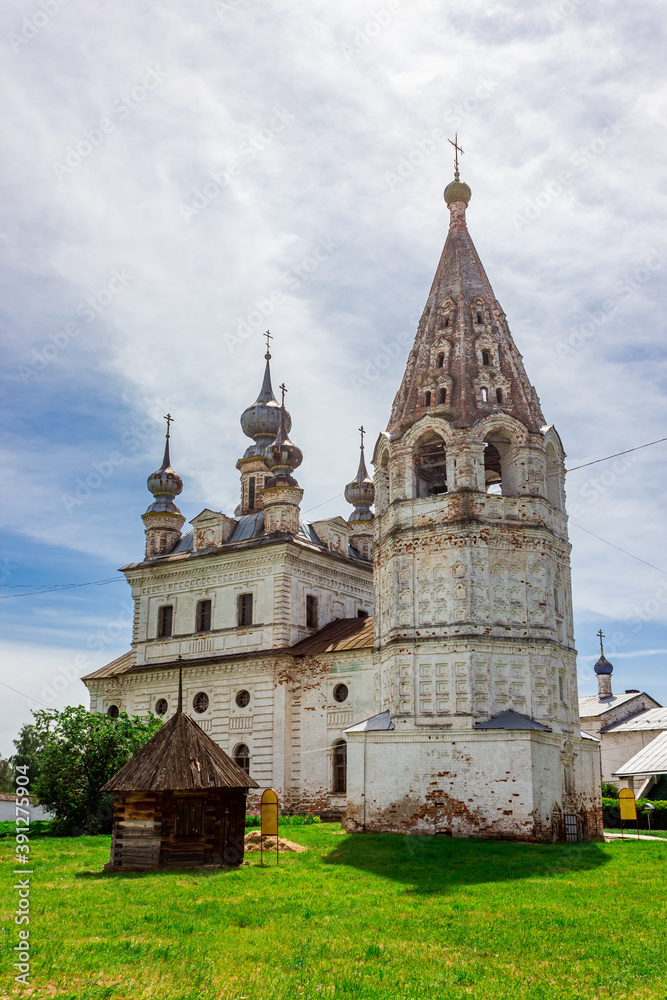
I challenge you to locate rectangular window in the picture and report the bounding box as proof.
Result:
[175,797,204,837]
[238,593,253,627]
[306,594,318,630]
[196,599,212,632]
[357,609,369,619]
[248,476,256,509]
[157,605,173,638]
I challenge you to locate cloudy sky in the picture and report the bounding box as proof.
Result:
[1,0,666,756]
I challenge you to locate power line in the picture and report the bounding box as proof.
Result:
[0,679,50,709]
[570,522,667,576]
[0,577,124,600]
[565,436,667,475]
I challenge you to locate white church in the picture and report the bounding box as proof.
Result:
[83,165,603,842]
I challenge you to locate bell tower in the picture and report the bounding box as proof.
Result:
[373,167,577,734]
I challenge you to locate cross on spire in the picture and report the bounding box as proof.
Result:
[264,329,273,359]
[597,628,605,655]
[164,413,173,440]
[449,132,464,180]
[359,425,365,450]
[279,382,287,408]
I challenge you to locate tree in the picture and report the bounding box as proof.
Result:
[29,706,163,835]
[11,722,44,786]
[0,755,13,793]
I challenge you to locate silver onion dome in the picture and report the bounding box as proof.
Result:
[146,431,183,514]
[345,427,374,523]
[240,351,292,458]
[265,399,302,485]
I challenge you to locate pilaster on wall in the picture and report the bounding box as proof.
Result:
[272,569,292,647]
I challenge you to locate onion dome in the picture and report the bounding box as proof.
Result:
[146,418,183,514]
[264,388,302,486]
[444,178,471,206]
[345,427,374,523]
[594,654,613,676]
[240,343,292,459]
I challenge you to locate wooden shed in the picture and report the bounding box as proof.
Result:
[101,684,259,871]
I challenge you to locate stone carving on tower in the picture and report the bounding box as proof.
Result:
[141,415,185,558]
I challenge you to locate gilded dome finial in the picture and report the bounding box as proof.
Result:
[444,133,471,207]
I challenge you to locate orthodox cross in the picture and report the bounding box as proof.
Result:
[597,628,605,655]
[449,132,464,179]
[164,413,173,440]
[264,329,273,357]
[279,382,287,408]
[359,425,365,450]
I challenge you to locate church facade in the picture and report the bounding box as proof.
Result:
[84,166,603,841]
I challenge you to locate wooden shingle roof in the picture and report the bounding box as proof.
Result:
[288,616,374,655]
[102,709,259,792]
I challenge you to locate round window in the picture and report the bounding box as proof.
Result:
[193,691,209,714]
[107,704,119,719]
[155,698,168,716]
[333,683,348,704]
[236,689,251,708]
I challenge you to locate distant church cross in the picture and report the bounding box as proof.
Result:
[279,382,287,408]
[597,628,605,655]
[359,425,365,450]
[164,413,173,439]
[264,329,273,357]
[449,132,464,179]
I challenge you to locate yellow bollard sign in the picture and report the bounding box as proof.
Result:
[618,788,637,821]
[260,788,279,865]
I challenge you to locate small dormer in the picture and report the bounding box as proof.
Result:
[190,510,237,550]
[311,516,353,555]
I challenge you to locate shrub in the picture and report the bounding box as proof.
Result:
[601,782,619,799]
[602,797,667,830]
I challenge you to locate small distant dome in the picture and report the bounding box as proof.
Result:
[594,654,613,675]
[345,431,374,524]
[265,406,302,483]
[444,179,471,206]
[240,355,291,457]
[146,438,182,513]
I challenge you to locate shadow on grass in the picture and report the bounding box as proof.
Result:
[75,865,247,880]
[322,832,611,894]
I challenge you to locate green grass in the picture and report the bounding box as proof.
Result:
[604,826,667,839]
[2,825,666,1000]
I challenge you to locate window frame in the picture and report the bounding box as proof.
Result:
[238,593,254,627]
[157,604,174,638]
[233,743,251,774]
[196,598,212,633]
[306,594,318,630]
[332,740,347,794]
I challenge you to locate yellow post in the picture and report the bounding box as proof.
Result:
[261,788,279,864]
[618,788,637,838]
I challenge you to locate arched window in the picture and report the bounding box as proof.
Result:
[545,442,562,510]
[107,705,119,719]
[332,740,347,794]
[496,388,503,404]
[437,353,445,368]
[484,434,512,495]
[481,387,488,402]
[444,316,450,328]
[424,390,432,407]
[438,387,447,404]
[477,310,484,324]
[233,744,250,773]
[415,433,448,498]
[481,350,490,366]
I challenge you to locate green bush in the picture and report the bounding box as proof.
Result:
[245,811,323,829]
[601,782,619,799]
[602,797,667,830]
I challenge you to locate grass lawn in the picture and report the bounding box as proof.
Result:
[2,825,666,1000]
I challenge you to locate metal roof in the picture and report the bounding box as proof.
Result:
[345,710,394,733]
[580,730,601,742]
[578,692,650,717]
[82,650,135,681]
[474,710,552,732]
[102,709,260,792]
[613,731,667,778]
[288,616,374,655]
[601,707,667,734]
